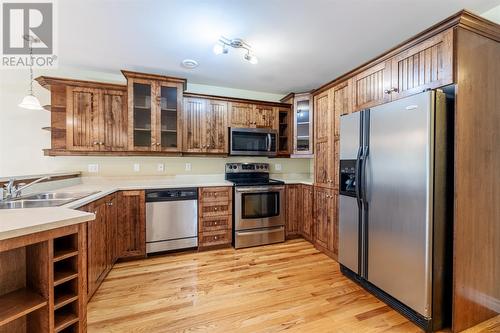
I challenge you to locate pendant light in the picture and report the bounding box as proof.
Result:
[18,35,44,110]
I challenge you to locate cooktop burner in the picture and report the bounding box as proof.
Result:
[225,163,285,186]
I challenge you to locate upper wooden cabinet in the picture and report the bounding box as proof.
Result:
[123,71,186,152]
[351,60,391,111]
[314,89,335,188]
[389,28,453,100]
[183,97,228,154]
[66,85,127,152]
[276,106,292,156]
[281,92,314,156]
[228,102,277,129]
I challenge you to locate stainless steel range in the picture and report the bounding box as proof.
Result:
[225,163,285,249]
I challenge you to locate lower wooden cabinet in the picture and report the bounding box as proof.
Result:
[198,187,232,249]
[286,184,314,241]
[116,190,146,259]
[85,197,108,298]
[285,185,302,238]
[301,185,314,242]
[313,186,338,259]
[81,194,118,299]
[80,190,145,300]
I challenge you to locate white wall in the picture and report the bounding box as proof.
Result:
[0,66,311,177]
[482,4,500,23]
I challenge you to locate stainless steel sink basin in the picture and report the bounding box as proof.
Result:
[21,191,96,200]
[0,191,99,209]
[0,199,73,209]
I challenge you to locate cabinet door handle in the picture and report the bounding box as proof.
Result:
[384,87,399,94]
[214,236,218,240]
[157,143,161,146]
[214,207,218,211]
[93,141,99,145]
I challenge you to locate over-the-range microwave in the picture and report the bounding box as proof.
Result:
[229,127,277,157]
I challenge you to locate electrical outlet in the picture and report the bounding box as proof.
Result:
[185,163,192,171]
[274,163,282,171]
[133,163,140,172]
[87,164,99,173]
[157,163,165,172]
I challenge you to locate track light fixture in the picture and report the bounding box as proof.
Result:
[213,36,258,64]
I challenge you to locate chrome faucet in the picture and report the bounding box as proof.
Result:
[2,176,51,201]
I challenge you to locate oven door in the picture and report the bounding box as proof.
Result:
[234,186,284,230]
[230,128,277,156]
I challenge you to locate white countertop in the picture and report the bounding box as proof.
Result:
[0,207,95,241]
[0,173,313,241]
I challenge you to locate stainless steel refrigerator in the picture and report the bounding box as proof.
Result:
[338,90,452,332]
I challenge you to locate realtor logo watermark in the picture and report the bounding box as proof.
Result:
[1,0,58,68]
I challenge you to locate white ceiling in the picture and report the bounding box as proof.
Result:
[58,0,500,94]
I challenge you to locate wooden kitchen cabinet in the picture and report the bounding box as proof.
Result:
[83,194,118,299]
[314,89,335,188]
[313,187,338,259]
[228,102,252,128]
[276,106,292,156]
[280,92,314,157]
[389,28,453,100]
[116,190,146,259]
[198,187,232,249]
[183,97,228,153]
[66,86,128,152]
[66,87,100,151]
[84,197,108,298]
[253,104,275,128]
[0,223,88,333]
[301,184,314,242]
[228,102,278,129]
[100,89,128,151]
[123,70,186,153]
[351,60,391,111]
[285,184,302,238]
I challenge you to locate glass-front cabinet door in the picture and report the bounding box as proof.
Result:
[293,93,313,156]
[157,82,182,151]
[124,71,185,152]
[131,81,154,150]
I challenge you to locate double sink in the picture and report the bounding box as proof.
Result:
[0,191,99,209]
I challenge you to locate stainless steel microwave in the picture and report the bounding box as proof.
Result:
[229,128,277,156]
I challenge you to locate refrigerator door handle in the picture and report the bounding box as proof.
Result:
[362,146,369,204]
[355,146,363,208]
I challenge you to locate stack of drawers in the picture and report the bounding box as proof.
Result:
[198,187,233,249]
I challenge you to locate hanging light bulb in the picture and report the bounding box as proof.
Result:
[19,35,43,110]
[213,42,228,55]
[244,52,258,64]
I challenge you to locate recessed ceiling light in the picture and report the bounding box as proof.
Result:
[181,59,199,69]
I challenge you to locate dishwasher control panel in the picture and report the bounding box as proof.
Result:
[145,188,198,202]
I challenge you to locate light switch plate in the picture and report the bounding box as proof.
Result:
[87,164,99,173]
[133,163,140,172]
[157,163,165,172]
[274,163,282,171]
[185,163,192,171]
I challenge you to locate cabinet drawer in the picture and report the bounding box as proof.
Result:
[199,229,232,247]
[199,216,232,232]
[199,201,232,217]
[199,187,232,203]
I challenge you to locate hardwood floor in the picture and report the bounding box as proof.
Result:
[87,239,423,332]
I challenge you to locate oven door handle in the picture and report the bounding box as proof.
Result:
[235,186,285,193]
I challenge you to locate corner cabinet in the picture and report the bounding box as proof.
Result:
[280,92,314,157]
[123,70,186,153]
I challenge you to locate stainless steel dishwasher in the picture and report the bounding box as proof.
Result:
[145,188,198,254]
